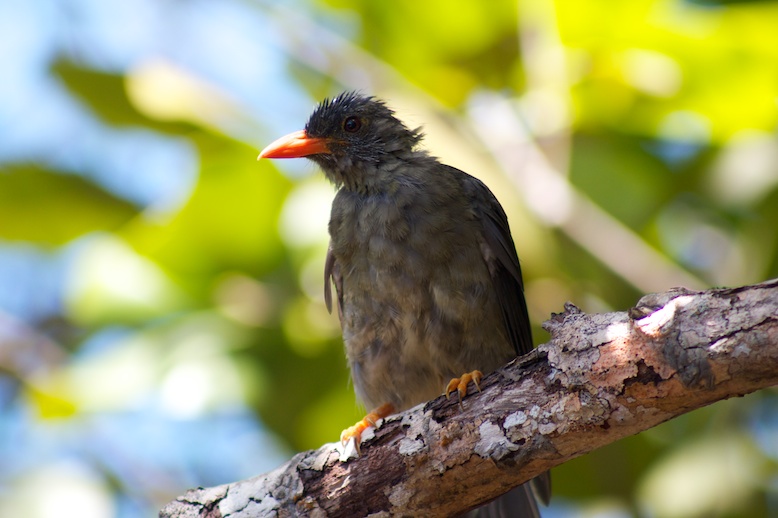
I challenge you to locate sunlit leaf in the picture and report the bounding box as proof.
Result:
[52,59,194,134]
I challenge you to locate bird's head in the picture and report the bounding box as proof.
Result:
[258,92,423,190]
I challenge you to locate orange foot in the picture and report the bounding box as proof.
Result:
[340,402,395,455]
[444,370,483,408]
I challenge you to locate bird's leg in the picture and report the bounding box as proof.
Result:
[444,370,483,409]
[340,402,395,454]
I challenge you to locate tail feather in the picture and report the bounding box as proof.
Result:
[465,482,541,518]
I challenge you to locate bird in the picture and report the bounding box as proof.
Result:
[259,92,550,517]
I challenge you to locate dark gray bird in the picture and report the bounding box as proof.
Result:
[259,92,550,517]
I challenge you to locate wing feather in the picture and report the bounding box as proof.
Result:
[324,243,344,322]
[452,166,533,356]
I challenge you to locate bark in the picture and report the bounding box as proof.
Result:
[160,279,778,518]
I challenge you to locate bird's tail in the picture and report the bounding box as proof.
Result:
[464,472,550,518]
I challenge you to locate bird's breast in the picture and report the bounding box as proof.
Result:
[328,187,512,410]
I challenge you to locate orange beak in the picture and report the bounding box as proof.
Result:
[257,130,330,159]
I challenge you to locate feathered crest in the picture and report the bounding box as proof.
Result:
[306,91,423,146]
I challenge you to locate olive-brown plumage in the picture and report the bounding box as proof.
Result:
[260,92,549,517]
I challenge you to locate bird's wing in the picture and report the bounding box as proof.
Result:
[454,167,534,356]
[324,243,344,322]
[457,170,552,512]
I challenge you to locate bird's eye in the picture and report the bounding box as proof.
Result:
[343,116,361,133]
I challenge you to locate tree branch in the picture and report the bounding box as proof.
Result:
[160,279,778,517]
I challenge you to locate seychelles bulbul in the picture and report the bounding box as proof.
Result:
[259,92,550,517]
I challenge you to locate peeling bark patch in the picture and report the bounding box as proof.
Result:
[592,336,639,391]
[633,295,715,388]
[538,422,557,435]
[387,484,412,508]
[399,436,425,455]
[399,411,432,455]
[634,295,695,336]
[606,403,634,426]
[177,486,226,518]
[625,360,664,386]
[504,410,527,429]
[630,288,696,321]
[210,463,310,517]
[242,496,280,517]
[662,333,714,389]
[475,421,518,460]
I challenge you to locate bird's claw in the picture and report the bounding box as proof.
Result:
[340,402,395,455]
[444,370,483,409]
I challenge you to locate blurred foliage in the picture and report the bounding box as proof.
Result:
[1,0,777,517]
[0,165,138,245]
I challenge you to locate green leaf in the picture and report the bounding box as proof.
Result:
[0,165,138,245]
[51,59,194,134]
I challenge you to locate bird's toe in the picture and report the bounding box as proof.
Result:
[340,402,395,455]
[444,370,483,408]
